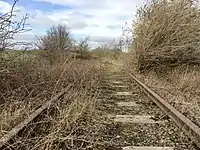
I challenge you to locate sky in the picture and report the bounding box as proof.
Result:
[0,0,146,47]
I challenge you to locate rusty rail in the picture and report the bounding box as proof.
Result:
[0,89,68,148]
[128,73,200,148]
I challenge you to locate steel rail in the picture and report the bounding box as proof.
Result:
[128,73,200,148]
[0,89,68,149]
[0,70,90,148]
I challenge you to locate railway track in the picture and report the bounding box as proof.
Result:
[0,69,200,149]
[97,70,200,150]
[0,89,68,149]
[128,73,200,149]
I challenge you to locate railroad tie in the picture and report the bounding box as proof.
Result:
[123,147,174,150]
[113,115,165,124]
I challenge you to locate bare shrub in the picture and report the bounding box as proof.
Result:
[36,25,72,52]
[74,37,93,59]
[132,0,200,71]
[36,25,73,64]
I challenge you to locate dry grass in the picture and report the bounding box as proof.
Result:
[167,67,200,93]
[132,0,200,71]
[0,50,106,149]
[128,66,200,127]
[9,80,102,149]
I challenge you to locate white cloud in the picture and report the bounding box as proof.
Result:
[0,1,12,13]
[0,0,146,46]
[14,31,36,42]
[32,0,145,44]
[0,1,35,45]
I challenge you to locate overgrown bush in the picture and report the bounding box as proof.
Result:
[36,25,73,64]
[74,37,93,59]
[132,0,200,71]
[36,25,72,52]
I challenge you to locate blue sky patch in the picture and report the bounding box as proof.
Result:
[2,0,72,12]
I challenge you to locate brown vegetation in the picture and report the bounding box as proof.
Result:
[125,0,200,128]
[0,50,105,149]
[36,25,72,52]
[131,66,200,127]
[132,0,200,71]
[0,2,110,148]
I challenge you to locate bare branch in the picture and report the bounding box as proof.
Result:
[35,24,72,52]
[0,0,30,51]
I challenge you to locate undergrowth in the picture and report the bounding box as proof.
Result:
[0,50,106,149]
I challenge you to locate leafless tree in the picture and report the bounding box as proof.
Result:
[0,0,30,51]
[77,37,89,51]
[121,23,133,51]
[36,24,72,52]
